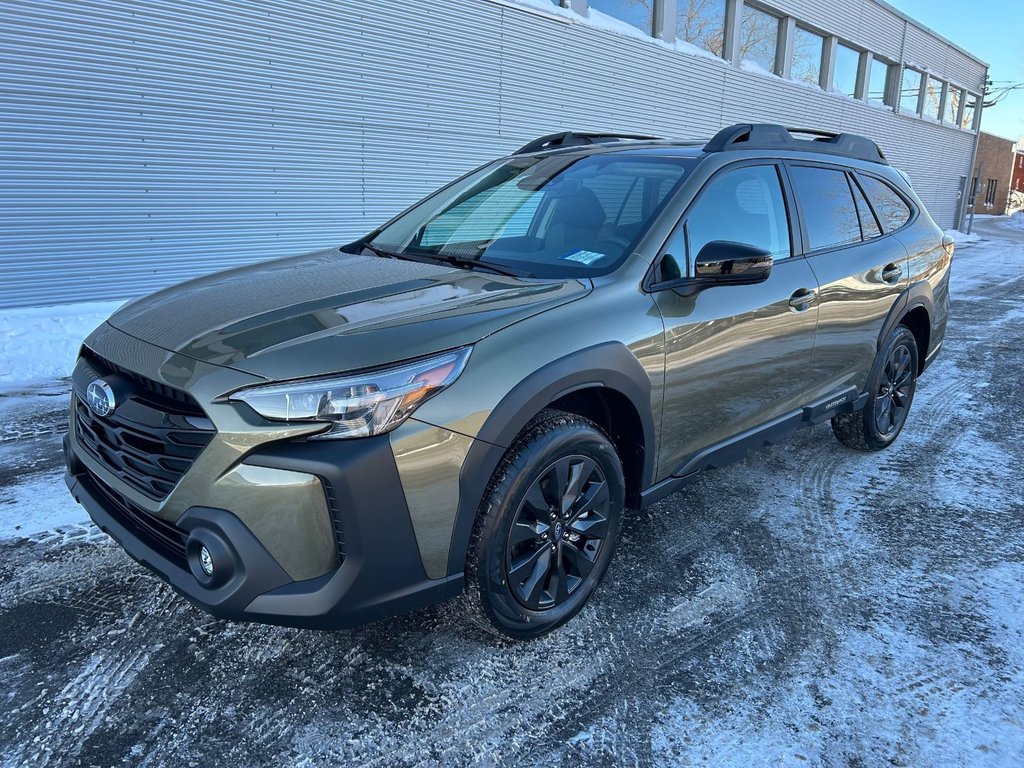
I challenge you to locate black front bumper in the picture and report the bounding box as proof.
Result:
[64,433,463,630]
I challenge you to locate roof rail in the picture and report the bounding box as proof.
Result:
[514,131,661,155]
[703,123,888,165]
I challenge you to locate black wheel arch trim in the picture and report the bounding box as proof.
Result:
[446,342,656,577]
[877,280,934,356]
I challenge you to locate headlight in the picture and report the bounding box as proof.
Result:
[230,348,471,439]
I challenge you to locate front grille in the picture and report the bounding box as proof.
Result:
[74,350,215,500]
[85,467,189,569]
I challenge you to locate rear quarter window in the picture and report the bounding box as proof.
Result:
[858,175,913,232]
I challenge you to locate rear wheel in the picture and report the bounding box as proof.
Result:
[833,324,919,451]
[463,410,625,639]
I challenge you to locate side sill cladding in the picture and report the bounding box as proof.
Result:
[445,342,656,577]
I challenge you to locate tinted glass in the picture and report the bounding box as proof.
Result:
[791,27,824,86]
[961,94,977,130]
[901,68,923,114]
[868,58,892,105]
[944,87,962,124]
[924,79,943,120]
[371,154,695,278]
[850,178,882,239]
[686,165,791,264]
[588,0,653,34]
[789,166,861,250]
[859,175,912,232]
[676,0,726,57]
[739,6,780,74]
[833,44,860,97]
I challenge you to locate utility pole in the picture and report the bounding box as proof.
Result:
[954,77,987,234]
[967,160,982,235]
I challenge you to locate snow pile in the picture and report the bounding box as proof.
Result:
[1006,211,1024,231]
[944,228,981,246]
[0,300,127,389]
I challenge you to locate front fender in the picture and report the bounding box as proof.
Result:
[445,342,656,576]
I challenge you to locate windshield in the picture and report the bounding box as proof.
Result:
[368,153,696,278]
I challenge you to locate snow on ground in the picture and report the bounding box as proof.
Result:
[0,299,127,389]
[0,469,86,539]
[0,219,1023,767]
[944,227,981,245]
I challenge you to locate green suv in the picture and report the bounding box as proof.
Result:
[64,124,953,638]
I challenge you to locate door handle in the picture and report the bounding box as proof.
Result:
[788,288,816,311]
[881,263,902,284]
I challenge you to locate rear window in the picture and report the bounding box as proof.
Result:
[788,166,861,250]
[858,175,913,232]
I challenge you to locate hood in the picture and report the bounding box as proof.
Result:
[107,248,589,381]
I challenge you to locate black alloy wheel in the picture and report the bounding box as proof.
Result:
[833,324,919,451]
[505,455,610,611]
[875,341,914,436]
[464,410,625,639]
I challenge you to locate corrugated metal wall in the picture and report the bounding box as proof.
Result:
[0,0,986,309]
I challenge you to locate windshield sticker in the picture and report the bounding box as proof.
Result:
[561,249,606,265]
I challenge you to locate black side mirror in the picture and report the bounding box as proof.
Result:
[693,241,773,284]
[650,240,773,295]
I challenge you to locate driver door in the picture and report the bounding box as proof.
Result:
[652,162,820,479]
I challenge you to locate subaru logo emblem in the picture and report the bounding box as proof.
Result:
[86,379,117,417]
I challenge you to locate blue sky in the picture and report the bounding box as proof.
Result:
[889,0,1023,140]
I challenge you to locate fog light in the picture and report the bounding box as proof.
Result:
[198,545,215,577]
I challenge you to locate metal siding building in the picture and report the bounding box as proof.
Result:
[0,0,987,309]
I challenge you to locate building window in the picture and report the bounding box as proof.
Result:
[739,4,781,74]
[790,27,824,86]
[868,58,893,105]
[676,0,727,58]
[944,87,963,124]
[923,78,943,120]
[961,94,978,130]
[832,43,860,97]
[900,68,923,114]
[587,0,654,35]
[985,179,997,207]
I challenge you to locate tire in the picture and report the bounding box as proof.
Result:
[832,324,919,451]
[463,409,625,640]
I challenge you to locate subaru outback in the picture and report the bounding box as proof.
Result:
[64,124,953,638]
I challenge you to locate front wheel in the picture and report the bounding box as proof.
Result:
[832,324,919,451]
[463,410,625,639]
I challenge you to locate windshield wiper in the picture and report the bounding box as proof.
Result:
[359,242,402,260]
[360,243,532,278]
[428,254,533,278]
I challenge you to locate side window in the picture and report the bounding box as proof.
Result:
[685,165,791,265]
[788,165,861,250]
[849,176,882,239]
[858,175,912,232]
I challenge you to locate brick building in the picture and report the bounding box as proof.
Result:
[972,132,1016,214]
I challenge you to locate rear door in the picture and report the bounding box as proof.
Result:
[787,163,911,402]
[653,162,820,479]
